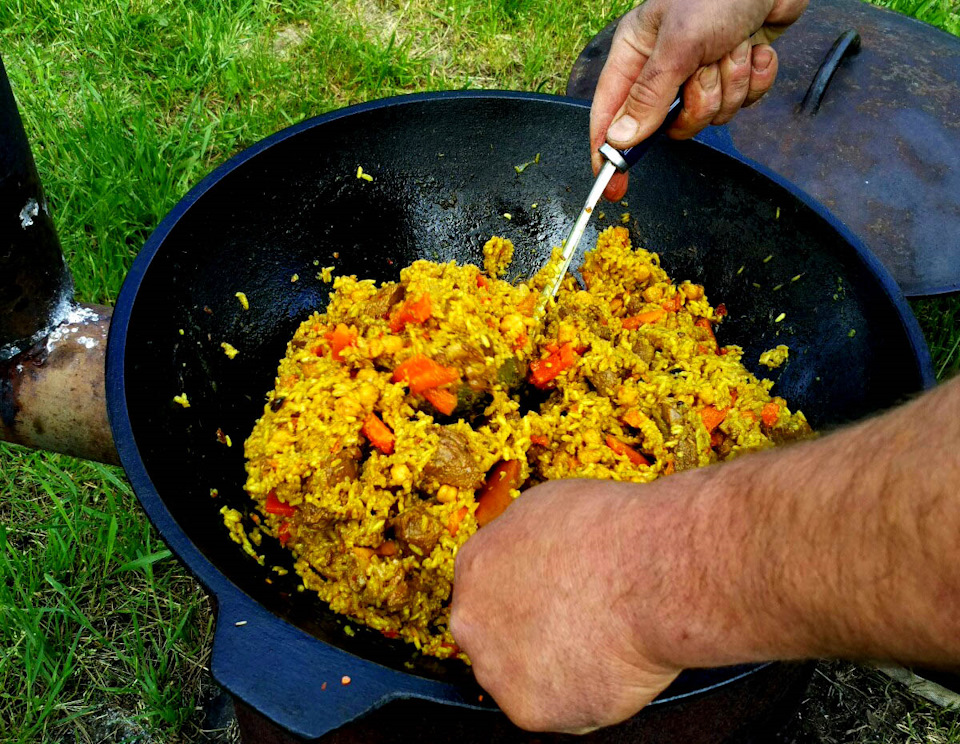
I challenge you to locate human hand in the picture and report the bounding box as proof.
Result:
[450,478,682,733]
[591,0,808,200]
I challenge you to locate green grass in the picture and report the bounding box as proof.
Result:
[0,0,958,742]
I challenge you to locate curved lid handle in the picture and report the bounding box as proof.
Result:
[800,29,861,114]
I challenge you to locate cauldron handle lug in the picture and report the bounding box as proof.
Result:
[209,590,399,740]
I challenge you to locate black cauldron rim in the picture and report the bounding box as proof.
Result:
[105,89,934,740]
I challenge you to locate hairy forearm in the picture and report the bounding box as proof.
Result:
[628,377,960,671]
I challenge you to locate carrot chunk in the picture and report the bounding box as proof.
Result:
[475,460,523,526]
[265,489,297,517]
[362,413,395,454]
[530,434,549,447]
[699,405,728,433]
[605,435,650,466]
[422,387,457,415]
[278,520,292,545]
[392,355,461,393]
[622,409,645,429]
[662,294,682,312]
[762,401,780,427]
[377,540,398,556]
[447,506,469,536]
[621,308,666,329]
[389,294,432,332]
[529,342,579,389]
[694,317,717,348]
[324,323,357,361]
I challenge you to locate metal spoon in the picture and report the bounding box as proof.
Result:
[535,96,684,315]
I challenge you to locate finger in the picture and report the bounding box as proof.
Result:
[590,5,660,176]
[604,43,699,149]
[668,63,722,140]
[603,171,629,203]
[743,44,778,106]
[711,39,753,125]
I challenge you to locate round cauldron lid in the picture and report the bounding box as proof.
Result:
[566,0,960,297]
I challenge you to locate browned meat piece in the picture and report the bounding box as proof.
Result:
[767,418,815,445]
[674,432,700,472]
[385,573,415,612]
[366,282,406,319]
[632,336,655,364]
[325,446,361,485]
[624,294,645,316]
[423,427,484,489]
[717,437,735,458]
[587,367,620,398]
[392,506,443,554]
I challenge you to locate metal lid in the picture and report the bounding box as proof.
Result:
[567,0,960,297]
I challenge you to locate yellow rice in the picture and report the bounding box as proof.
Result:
[236,226,811,661]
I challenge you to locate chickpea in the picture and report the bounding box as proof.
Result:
[357,382,379,408]
[635,265,651,283]
[557,323,576,344]
[355,368,379,383]
[366,338,383,358]
[390,463,412,485]
[579,447,601,465]
[436,485,458,503]
[617,385,639,407]
[499,313,525,337]
[381,336,404,355]
[583,429,602,446]
[682,283,704,301]
[335,397,364,418]
[643,286,662,302]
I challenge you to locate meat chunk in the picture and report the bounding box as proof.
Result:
[674,432,700,472]
[766,418,814,445]
[632,336,655,364]
[393,506,443,554]
[423,427,484,489]
[366,282,406,319]
[324,446,361,486]
[587,367,620,398]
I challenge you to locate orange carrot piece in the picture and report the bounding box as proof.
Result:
[621,308,666,330]
[762,401,780,427]
[475,460,523,527]
[694,317,717,347]
[476,274,488,289]
[662,294,682,312]
[530,434,549,447]
[278,520,291,545]
[529,342,579,389]
[324,323,357,361]
[605,435,650,466]
[699,406,728,433]
[389,294,433,332]
[265,489,297,517]
[377,540,398,556]
[422,387,457,415]
[362,413,395,454]
[622,409,645,429]
[447,506,469,536]
[392,354,460,393]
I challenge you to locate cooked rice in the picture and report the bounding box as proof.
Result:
[236,226,811,661]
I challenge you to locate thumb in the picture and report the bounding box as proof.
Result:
[605,44,695,148]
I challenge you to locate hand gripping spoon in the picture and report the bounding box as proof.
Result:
[535,96,683,315]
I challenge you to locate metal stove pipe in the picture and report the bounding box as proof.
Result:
[0,54,118,464]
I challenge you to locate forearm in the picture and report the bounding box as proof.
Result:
[630,377,960,670]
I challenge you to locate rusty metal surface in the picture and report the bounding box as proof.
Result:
[0,303,119,464]
[566,0,960,296]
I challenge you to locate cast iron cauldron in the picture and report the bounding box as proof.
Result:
[105,91,933,741]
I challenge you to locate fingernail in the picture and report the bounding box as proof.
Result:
[607,114,639,143]
[753,47,772,72]
[699,64,719,91]
[733,40,750,64]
